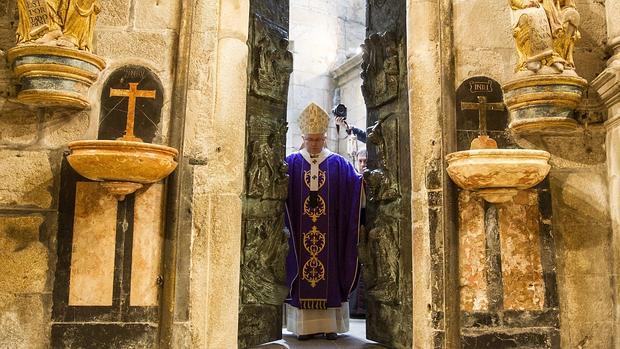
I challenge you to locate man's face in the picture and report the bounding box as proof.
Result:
[357,156,367,172]
[303,133,326,155]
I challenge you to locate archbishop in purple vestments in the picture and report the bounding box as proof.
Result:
[284,147,363,336]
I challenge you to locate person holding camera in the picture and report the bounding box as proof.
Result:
[333,104,367,143]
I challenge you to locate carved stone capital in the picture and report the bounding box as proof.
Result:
[7,45,105,109]
[503,74,588,134]
[592,60,620,129]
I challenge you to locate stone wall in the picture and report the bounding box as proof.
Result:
[0,0,181,347]
[452,0,613,347]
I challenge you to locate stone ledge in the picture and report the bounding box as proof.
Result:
[592,63,620,110]
[331,53,363,81]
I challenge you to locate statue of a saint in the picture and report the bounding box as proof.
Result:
[16,0,101,52]
[509,0,581,73]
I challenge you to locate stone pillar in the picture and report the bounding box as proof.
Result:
[592,1,620,346]
[407,0,459,347]
[175,0,249,347]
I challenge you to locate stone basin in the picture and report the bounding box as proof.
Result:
[446,149,551,203]
[67,140,178,199]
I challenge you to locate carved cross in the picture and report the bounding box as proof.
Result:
[109,83,156,142]
[461,96,505,136]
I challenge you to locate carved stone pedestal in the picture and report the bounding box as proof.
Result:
[7,45,106,109]
[503,74,588,134]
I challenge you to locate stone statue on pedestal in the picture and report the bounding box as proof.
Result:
[509,0,580,73]
[16,0,101,52]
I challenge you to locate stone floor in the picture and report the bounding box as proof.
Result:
[253,319,384,348]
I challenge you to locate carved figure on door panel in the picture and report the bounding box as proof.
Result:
[361,31,399,108]
[251,17,293,102]
[359,207,399,303]
[367,119,399,201]
[17,0,101,51]
[242,217,289,305]
[247,141,288,200]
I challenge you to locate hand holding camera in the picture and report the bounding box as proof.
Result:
[332,104,350,134]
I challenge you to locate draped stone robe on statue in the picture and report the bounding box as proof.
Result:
[284,148,363,335]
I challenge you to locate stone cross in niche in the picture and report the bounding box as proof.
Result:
[461,96,505,136]
[109,83,157,142]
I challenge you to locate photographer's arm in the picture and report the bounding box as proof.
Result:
[350,127,367,143]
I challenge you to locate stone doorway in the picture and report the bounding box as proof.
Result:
[237,0,413,348]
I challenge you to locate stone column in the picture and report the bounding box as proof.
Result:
[174,0,250,347]
[407,0,459,347]
[592,1,620,346]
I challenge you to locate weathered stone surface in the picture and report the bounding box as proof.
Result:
[51,323,157,348]
[458,191,488,312]
[561,171,609,221]
[574,1,608,50]
[573,48,608,82]
[0,102,38,146]
[97,0,131,27]
[606,0,620,40]
[498,191,545,311]
[205,194,242,348]
[0,150,53,208]
[514,127,607,169]
[550,170,615,348]
[134,0,181,30]
[462,328,559,348]
[184,89,215,159]
[68,182,117,306]
[94,30,176,70]
[455,48,516,86]
[191,0,219,33]
[407,0,443,347]
[0,27,16,53]
[0,215,48,306]
[0,215,51,346]
[131,183,164,306]
[186,31,217,91]
[453,0,513,50]
[39,109,89,148]
[0,294,50,349]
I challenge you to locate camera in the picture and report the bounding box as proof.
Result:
[332,104,347,119]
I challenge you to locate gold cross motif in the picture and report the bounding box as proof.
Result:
[461,96,505,136]
[109,83,157,142]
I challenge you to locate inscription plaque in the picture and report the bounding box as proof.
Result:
[456,76,511,150]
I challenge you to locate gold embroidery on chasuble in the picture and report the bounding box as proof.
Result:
[299,150,330,291]
[303,195,326,222]
[301,226,326,288]
[304,169,326,190]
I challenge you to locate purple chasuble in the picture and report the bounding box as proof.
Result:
[285,149,363,310]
